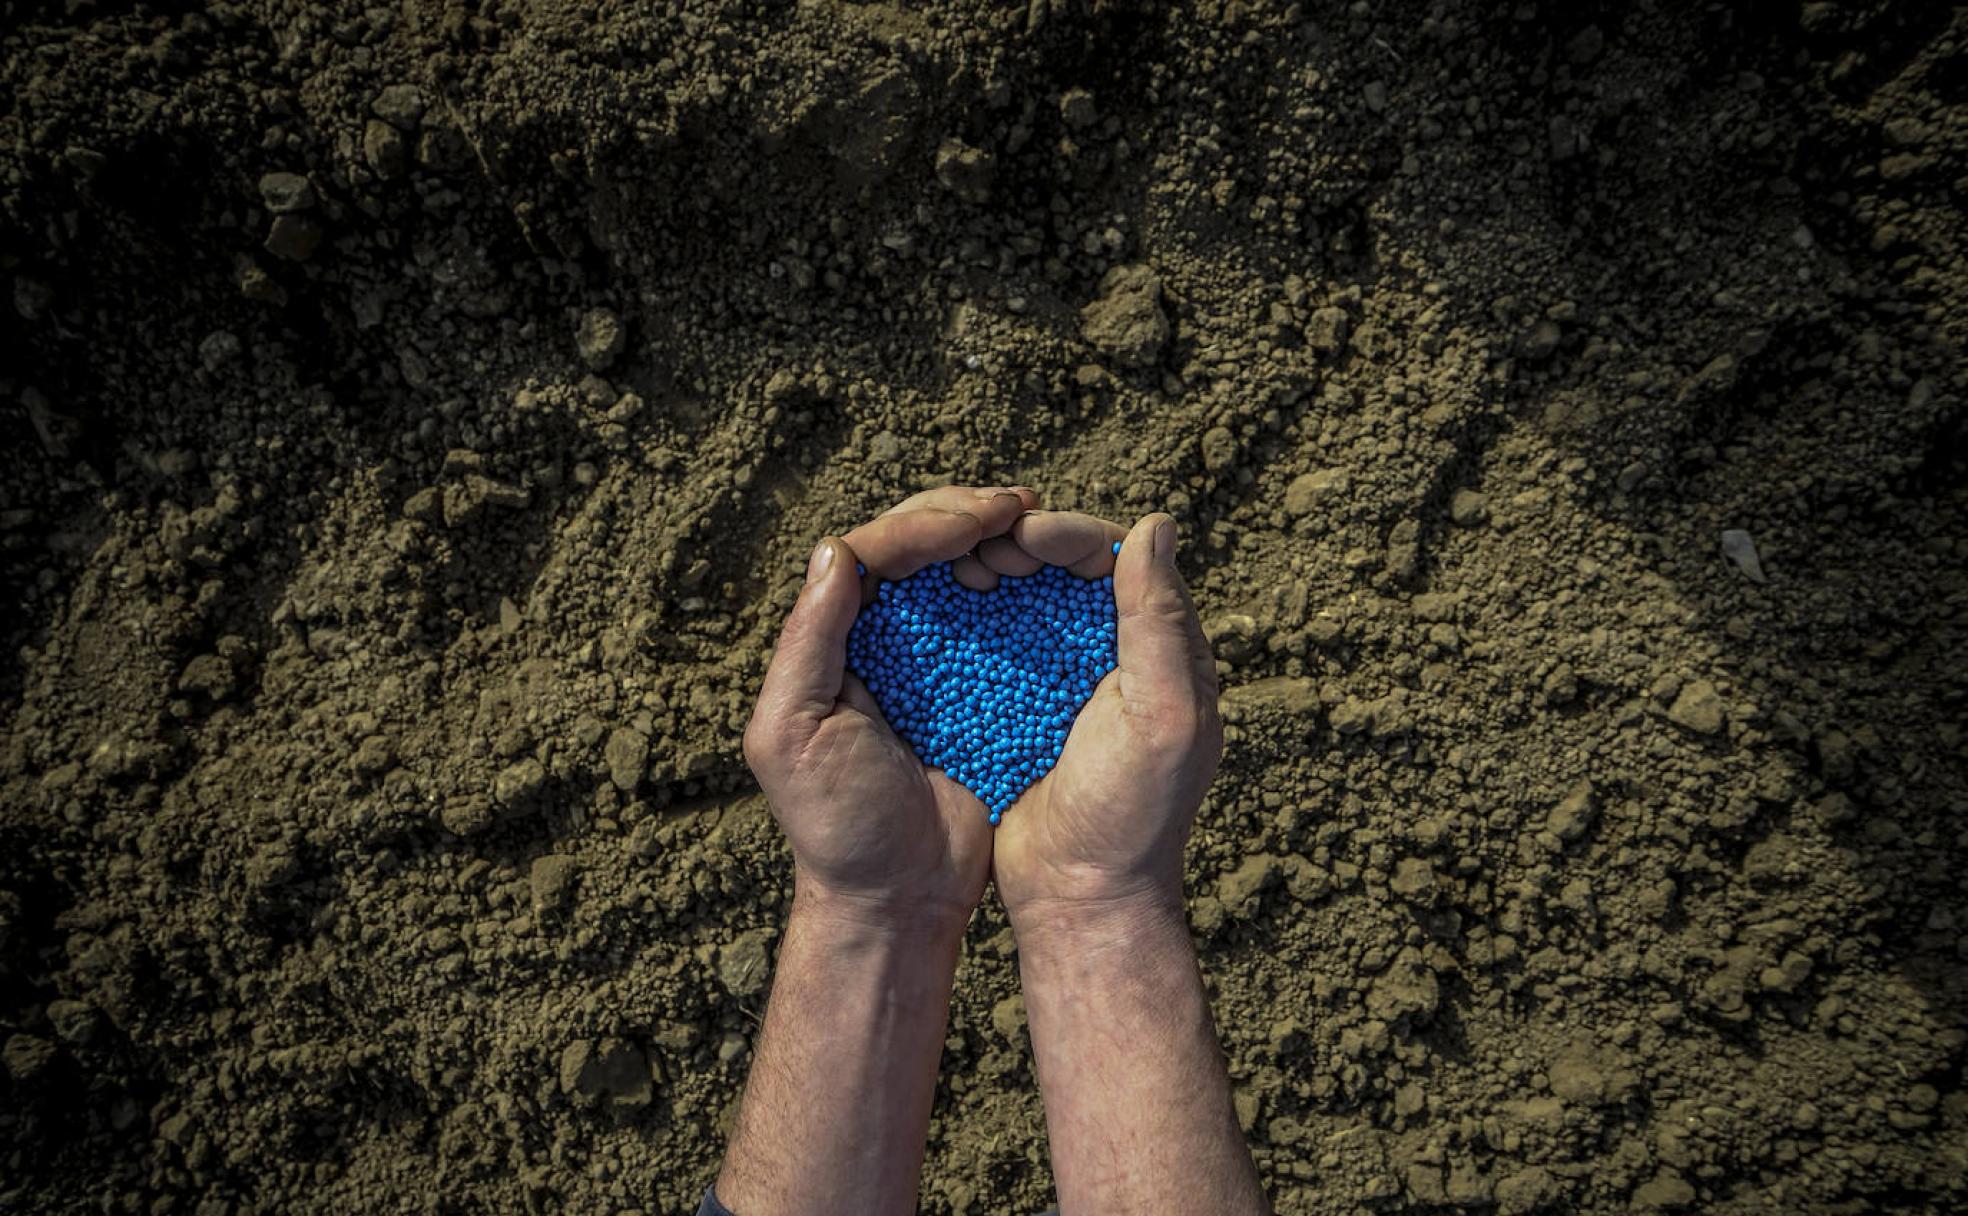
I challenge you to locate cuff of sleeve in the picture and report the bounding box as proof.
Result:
[696,1185,737,1216]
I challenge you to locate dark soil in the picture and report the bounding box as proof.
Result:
[3,1,1965,1213]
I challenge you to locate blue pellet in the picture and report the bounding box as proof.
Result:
[1111,540,1122,555]
[844,558,1119,824]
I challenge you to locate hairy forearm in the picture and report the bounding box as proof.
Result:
[1015,897,1268,1215]
[716,885,966,1215]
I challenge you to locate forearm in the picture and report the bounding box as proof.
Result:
[716,884,966,1215]
[1015,897,1268,1215]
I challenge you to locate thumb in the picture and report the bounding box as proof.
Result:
[756,538,861,724]
[1113,514,1216,710]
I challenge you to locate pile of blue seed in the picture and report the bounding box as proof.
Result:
[846,545,1120,824]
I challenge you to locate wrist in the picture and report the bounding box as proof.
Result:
[1008,882,1188,961]
[790,873,974,952]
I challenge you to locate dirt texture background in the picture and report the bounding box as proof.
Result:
[3,1,1966,1212]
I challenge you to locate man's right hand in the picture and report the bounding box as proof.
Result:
[990,511,1223,932]
[982,510,1265,1215]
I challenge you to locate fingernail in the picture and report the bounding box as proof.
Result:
[974,488,1009,500]
[1012,485,1039,498]
[1152,517,1176,564]
[806,539,836,584]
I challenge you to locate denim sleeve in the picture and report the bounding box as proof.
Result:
[695,1186,737,1216]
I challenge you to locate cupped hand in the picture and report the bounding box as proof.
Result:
[987,511,1224,927]
[742,485,1038,934]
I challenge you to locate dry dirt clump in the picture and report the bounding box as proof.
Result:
[2,2,1966,1214]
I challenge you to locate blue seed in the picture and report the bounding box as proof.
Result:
[843,554,1118,823]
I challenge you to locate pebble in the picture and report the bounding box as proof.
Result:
[1079,264,1168,367]
[372,84,428,130]
[263,215,322,262]
[1284,467,1349,517]
[363,120,408,178]
[529,854,580,915]
[1059,88,1099,129]
[1450,489,1489,526]
[257,171,315,213]
[577,308,626,371]
[717,927,775,999]
[1547,781,1596,843]
[1667,680,1726,736]
[559,1038,652,1108]
[605,727,649,792]
[1720,528,1766,582]
[847,558,1117,822]
[493,757,545,805]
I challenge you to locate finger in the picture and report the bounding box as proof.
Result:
[977,536,1042,578]
[881,485,1041,517]
[844,495,1028,591]
[952,554,999,591]
[1113,514,1216,709]
[755,538,861,725]
[1008,510,1130,577]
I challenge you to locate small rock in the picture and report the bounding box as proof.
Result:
[263,215,322,262]
[1362,80,1389,113]
[46,999,99,1045]
[363,120,408,178]
[576,308,626,371]
[177,654,236,701]
[1200,425,1237,474]
[1366,957,1440,1021]
[1283,468,1349,517]
[1666,680,1726,736]
[1080,264,1168,367]
[238,258,286,305]
[372,84,428,129]
[933,137,995,202]
[1758,950,1813,994]
[1305,306,1350,355]
[605,727,649,792]
[3,1033,56,1082]
[441,793,496,836]
[1219,676,1319,718]
[1720,528,1767,582]
[1632,1170,1696,1210]
[718,927,776,999]
[1329,696,1374,736]
[402,487,442,523]
[1203,612,1258,663]
[559,1038,652,1109]
[990,993,1027,1041]
[1059,87,1099,129]
[530,854,579,915]
[493,757,546,805]
[1449,489,1489,526]
[1446,1162,1494,1206]
[1216,853,1279,919]
[1389,857,1436,900]
[1405,1163,1446,1204]
[443,475,531,527]
[1549,1038,1637,1105]
[1496,1166,1561,1216]
[351,734,394,778]
[1520,319,1562,361]
[1547,780,1596,843]
[257,171,315,214]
